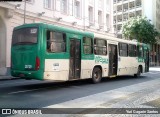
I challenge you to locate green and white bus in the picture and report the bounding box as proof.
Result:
[11,23,149,83]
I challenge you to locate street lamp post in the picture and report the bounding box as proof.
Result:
[24,0,27,24]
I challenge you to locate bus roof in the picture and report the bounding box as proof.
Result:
[14,23,94,37]
[94,33,138,45]
[94,33,149,48]
[13,23,149,49]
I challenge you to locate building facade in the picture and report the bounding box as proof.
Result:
[113,0,160,66]
[0,0,113,75]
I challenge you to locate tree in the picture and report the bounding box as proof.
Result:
[122,17,159,44]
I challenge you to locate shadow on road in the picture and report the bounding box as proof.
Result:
[14,75,147,91]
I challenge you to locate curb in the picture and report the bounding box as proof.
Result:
[0,76,20,81]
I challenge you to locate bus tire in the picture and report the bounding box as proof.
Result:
[92,67,102,83]
[134,66,141,78]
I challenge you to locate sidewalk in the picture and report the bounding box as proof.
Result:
[44,77,160,116]
[41,67,160,116]
[0,75,18,81]
[149,67,160,71]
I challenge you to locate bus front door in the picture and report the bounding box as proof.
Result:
[108,44,118,77]
[69,39,81,79]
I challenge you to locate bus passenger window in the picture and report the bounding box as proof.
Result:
[128,45,137,57]
[94,38,107,55]
[47,31,66,53]
[119,43,128,57]
[137,46,144,57]
[83,37,93,54]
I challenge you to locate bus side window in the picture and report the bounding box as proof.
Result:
[83,37,93,54]
[119,43,128,57]
[46,30,66,53]
[128,44,137,57]
[137,46,144,57]
[94,38,107,55]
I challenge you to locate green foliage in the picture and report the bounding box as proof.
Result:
[122,17,159,44]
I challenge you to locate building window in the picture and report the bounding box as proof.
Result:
[94,38,107,55]
[44,0,53,9]
[98,10,102,25]
[83,37,93,54]
[61,0,67,14]
[128,44,137,57]
[74,0,81,18]
[119,43,128,56]
[88,6,94,23]
[46,31,66,53]
[106,14,110,28]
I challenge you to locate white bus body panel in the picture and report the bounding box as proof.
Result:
[81,60,94,79]
[94,55,109,77]
[117,57,138,75]
[44,59,69,81]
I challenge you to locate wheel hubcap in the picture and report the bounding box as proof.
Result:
[94,72,99,79]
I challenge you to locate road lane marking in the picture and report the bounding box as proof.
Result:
[7,86,53,95]
[7,85,70,95]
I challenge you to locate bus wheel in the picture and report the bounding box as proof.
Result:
[92,67,102,83]
[134,67,141,78]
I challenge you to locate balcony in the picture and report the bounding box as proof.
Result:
[123,18,128,21]
[129,6,135,10]
[117,28,122,33]
[123,8,128,12]
[117,0,122,3]
[123,0,128,4]
[118,19,122,22]
[136,4,142,8]
[117,9,122,13]
[136,7,142,12]
[129,14,135,18]
[117,19,122,24]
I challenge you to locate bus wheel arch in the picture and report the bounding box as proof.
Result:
[134,65,142,78]
[139,65,143,73]
[92,66,102,83]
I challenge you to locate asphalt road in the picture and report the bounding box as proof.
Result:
[0,71,160,108]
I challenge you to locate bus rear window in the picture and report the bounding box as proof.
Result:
[12,28,38,45]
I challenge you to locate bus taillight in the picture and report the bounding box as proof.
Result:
[35,57,40,70]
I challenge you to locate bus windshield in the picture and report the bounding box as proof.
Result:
[12,27,38,45]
